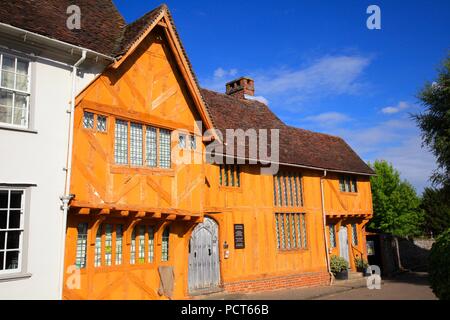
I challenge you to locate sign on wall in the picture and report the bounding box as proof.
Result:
[234,224,245,249]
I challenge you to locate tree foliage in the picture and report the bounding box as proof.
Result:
[429,228,450,300]
[421,187,450,237]
[413,55,450,188]
[369,160,423,237]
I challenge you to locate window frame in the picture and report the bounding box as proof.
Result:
[0,187,31,279]
[114,118,172,170]
[0,52,32,130]
[274,212,308,251]
[219,164,241,188]
[339,175,358,193]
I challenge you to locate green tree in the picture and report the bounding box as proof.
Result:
[369,160,423,237]
[421,187,450,237]
[429,228,450,300]
[413,55,450,188]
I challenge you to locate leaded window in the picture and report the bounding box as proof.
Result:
[130,228,136,265]
[104,224,112,266]
[339,176,358,193]
[0,54,30,128]
[115,225,123,265]
[329,224,336,248]
[83,111,94,129]
[273,173,303,207]
[75,223,88,269]
[352,224,358,246]
[190,135,196,150]
[161,227,170,262]
[114,119,128,164]
[148,226,154,263]
[146,126,157,167]
[179,134,186,149]
[130,123,143,166]
[0,189,24,273]
[94,226,102,267]
[97,115,107,132]
[159,129,171,168]
[275,213,307,250]
[219,165,241,187]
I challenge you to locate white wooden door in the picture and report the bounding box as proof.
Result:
[339,225,350,265]
[188,217,220,293]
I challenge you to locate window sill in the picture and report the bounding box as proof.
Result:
[339,192,359,196]
[219,186,242,191]
[0,125,37,134]
[0,272,32,282]
[110,165,175,176]
[277,248,309,254]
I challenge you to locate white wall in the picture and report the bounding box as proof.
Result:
[0,54,100,299]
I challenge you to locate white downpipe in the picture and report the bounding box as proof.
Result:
[58,50,87,299]
[320,170,333,285]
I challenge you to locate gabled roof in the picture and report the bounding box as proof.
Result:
[201,89,374,175]
[0,0,126,56]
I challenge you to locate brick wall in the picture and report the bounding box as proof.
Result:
[223,272,331,293]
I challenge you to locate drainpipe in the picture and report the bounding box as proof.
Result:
[58,50,87,299]
[320,170,333,285]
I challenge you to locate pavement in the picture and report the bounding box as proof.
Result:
[195,272,437,300]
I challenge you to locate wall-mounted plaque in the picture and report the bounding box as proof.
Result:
[234,224,245,249]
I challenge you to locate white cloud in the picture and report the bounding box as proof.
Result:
[213,67,238,79]
[381,101,411,114]
[303,112,352,127]
[255,55,370,100]
[244,94,269,105]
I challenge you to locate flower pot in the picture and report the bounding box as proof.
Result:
[334,269,349,280]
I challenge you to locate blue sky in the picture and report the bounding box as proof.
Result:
[113,0,450,193]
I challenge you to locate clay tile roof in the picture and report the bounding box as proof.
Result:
[0,0,126,56]
[114,4,166,56]
[201,89,374,175]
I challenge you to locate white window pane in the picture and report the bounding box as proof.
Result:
[148,227,154,263]
[94,227,102,267]
[130,123,143,166]
[130,228,136,264]
[138,226,145,263]
[159,129,171,168]
[13,94,28,126]
[1,56,15,72]
[161,227,169,262]
[0,106,12,124]
[1,71,14,89]
[146,126,157,167]
[0,89,13,107]
[114,120,128,164]
[5,251,19,270]
[16,74,28,92]
[16,60,28,76]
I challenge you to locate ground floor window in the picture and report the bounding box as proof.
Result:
[0,189,25,274]
[74,221,159,269]
[275,213,307,250]
[328,224,337,248]
[351,223,358,246]
[161,227,170,262]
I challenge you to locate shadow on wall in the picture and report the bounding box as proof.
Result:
[366,232,434,276]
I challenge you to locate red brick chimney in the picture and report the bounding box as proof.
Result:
[226,77,255,99]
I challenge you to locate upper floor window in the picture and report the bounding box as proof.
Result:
[0,189,25,274]
[83,111,108,133]
[178,133,196,150]
[273,173,303,207]
[219,164,240,187]
[0,53,30,128]
[114,119,171,169]
[275,213,307,250]
[339,176,358,193]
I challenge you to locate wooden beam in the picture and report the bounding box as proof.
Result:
[136,211,146,218]
[120,210,129,217]
[99,208,110,215]
[165,214,177,221]
[78,208,90,215]
[150,212,162,219]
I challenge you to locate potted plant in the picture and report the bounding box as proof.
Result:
[330,255,349,280]
[355,257,369,275]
